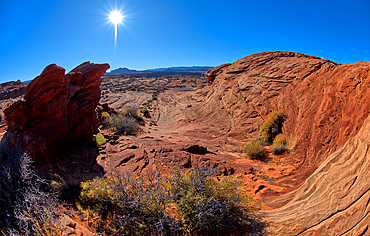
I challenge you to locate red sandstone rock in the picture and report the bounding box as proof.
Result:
[198,51,370,235]
[2,62,110,161]
[265,112,370,235]
[199,51,370,188]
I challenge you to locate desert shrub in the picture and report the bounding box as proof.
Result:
[141,108,150,118]
[93,134,106,147]
[243,138,266,160]
[140,104,150,118]
[168,166,257,235]
[0,146,61,235]
[259,110,284,143]
[107,113,139,135]
[101,111,111,120]
[78,167,260,236]
[123,106,140,120]
[79,171,181,235]
[123,106,145,124]
[271,134,288,155]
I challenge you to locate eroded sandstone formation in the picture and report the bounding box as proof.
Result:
[2,62,110,161]
[197,51,370,235]
[265,112,370,235]
[199,51,370,189]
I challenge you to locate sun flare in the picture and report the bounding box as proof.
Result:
[109,10,123,44]
[109,10,123,25]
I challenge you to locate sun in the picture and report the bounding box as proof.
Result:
[109,10,123,44]
[109,10,123,25]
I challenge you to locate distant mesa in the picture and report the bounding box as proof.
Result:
[109,67,137,73]
[107,66,214,77]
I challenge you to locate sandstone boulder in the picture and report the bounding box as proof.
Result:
[2,62,110,162]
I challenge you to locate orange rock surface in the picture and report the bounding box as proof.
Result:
[201,51,370,191]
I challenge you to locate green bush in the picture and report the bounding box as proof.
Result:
[142,108,150,117]
[107,113,139,135]
[101,111,110,119]
[259,110,284,143]
[243,138,266,160]
[271,134,288,155]
[93,134,106,147]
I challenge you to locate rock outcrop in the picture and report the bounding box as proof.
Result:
[199,51,370,188]
[2,62,110,161]
[196,51,370,235]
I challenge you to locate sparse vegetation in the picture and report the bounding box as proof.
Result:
[243,110,287,159]
[77,166,261,235]
[271,134,288,155]
[243,138,266,160]
[259,110,284,143]
[107,112,139,135]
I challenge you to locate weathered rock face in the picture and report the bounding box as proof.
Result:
[199,51,370,188]
[265,112,370,235]
[3,62,110,161]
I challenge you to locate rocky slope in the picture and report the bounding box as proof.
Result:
[2,62,110,162]
[198,51,370,189]
[196,51,370,235]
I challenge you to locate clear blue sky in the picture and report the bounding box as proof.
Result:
[1,0,369,83]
